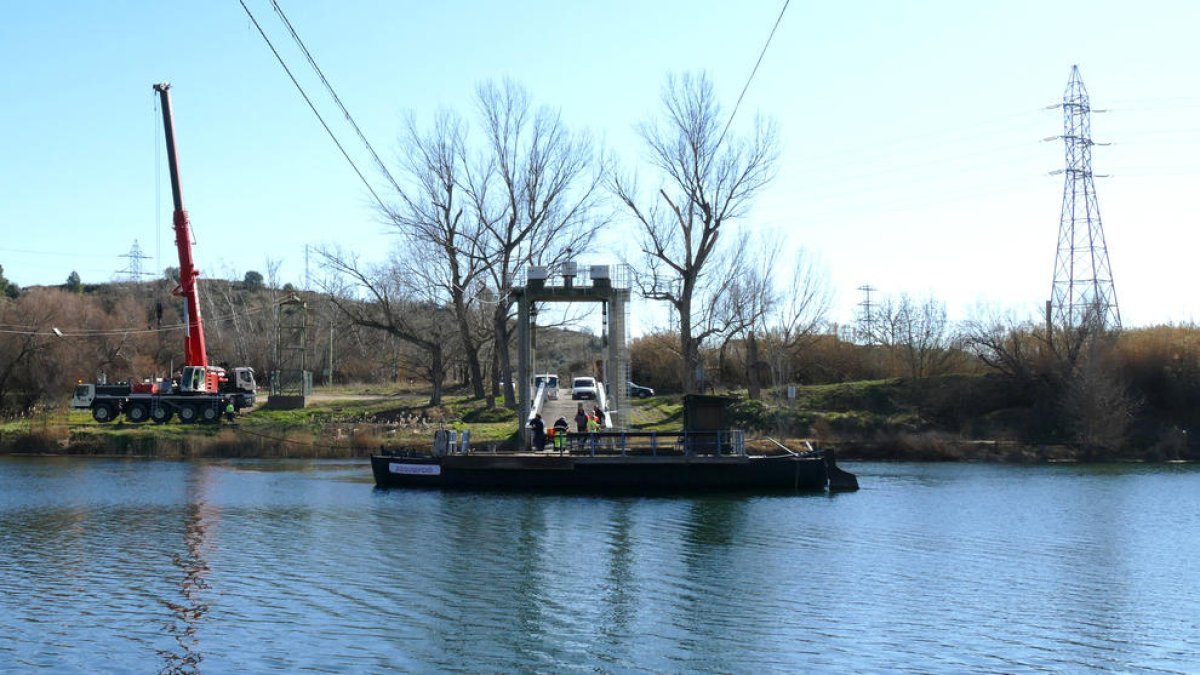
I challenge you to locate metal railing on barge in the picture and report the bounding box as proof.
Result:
[552,429,747,457]
[430,428,747,458]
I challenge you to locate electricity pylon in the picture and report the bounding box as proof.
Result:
[118,239,152,281]
[1049,65,1121,331]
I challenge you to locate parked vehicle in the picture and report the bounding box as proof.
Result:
[571,376,598,400]
[628,381,655,398]
[71,83,256,424]
[532,373,559,400]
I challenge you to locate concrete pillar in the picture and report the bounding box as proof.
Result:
[605,290,627,425]
[516,291,531,447]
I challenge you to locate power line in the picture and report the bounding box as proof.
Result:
[0,246,114,259]
[236,0,388,211]
[0,303,274,337]
[267,0,403,195]
[716,0,790,150]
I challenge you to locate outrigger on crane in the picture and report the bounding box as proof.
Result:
[71,83,257,424]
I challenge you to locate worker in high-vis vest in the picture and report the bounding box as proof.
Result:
[552,416,569,452]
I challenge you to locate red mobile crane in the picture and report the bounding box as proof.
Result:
[71,83,257,424]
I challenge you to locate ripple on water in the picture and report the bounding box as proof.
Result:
[2,459,1200,671]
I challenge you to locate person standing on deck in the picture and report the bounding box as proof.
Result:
[586,412,600,452]
[574,406,588,433]
[552,416,570,453]
[529,413,546,451]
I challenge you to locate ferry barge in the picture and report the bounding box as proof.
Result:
[371,431,857,493]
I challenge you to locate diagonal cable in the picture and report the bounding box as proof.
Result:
[237,0,388,211]
[715,0,790,150]
[268,0,403,195]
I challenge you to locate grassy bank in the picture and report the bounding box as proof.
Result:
[2,376,1187,462]
[0,391,522,459]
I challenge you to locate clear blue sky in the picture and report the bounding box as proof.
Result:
[2,1,1198,330]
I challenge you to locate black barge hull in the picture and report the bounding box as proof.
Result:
[371,451,856,493]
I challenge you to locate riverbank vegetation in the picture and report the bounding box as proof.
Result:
[2,73,1196,462]
[632,322,1200,462]
[4,270,1200,462]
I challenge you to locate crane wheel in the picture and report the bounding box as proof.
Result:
[126,403,149,423]
[178,404,199,424]
[201,405,220,424]
[92,403,116,424]
[151,405,173,425]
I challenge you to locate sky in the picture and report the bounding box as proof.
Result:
[2,1,1198,334]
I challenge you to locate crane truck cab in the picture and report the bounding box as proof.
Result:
[178,365,256,405]
[178,364,254,396]
[230,367,257,396]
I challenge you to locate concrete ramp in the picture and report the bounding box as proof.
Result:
[542,390,585,426]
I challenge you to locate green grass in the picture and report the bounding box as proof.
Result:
[624,395,684,431]
[5,389,834,456]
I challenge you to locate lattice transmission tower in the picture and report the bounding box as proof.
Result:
[1049,65,1120,331]
[118,239,152,281]
[856,284,877,344]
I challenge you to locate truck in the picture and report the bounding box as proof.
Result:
[71,83,257,424]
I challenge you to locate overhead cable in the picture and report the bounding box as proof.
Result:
[236,0,388,211]
[268,0,403,194]
[715,0,790,150]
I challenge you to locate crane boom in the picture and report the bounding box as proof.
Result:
[67,82,258,424]
[153,82,208,369]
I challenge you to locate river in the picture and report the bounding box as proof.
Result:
[1,457,1197,673]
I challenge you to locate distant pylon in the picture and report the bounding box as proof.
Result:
[856,284,877,344]
[118,239,152,281]
[1049,65,1121,331]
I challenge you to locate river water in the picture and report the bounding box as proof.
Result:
[1,457,1197,673]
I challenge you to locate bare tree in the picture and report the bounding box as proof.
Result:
[1062,336,1137,457]
[465,79,606,408]
[317,248,457,405]
[962,305,1043,382]
[712,234,783,398]
[762,248,832,393]
[903,296,960,379]
[0,291,62,411]
[612,72,779,394]
[0,288,105,412]
[385,110,489,399]
[1047,302,1111,382]
[872,294,960,379]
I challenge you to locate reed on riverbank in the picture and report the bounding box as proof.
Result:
[0,394,522,459]
[4,376,1195,462]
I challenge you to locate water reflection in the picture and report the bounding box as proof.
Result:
[600,500,634,633]
[157,464,216,674]
[4,459,1200,671]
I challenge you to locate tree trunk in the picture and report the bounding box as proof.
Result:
[678,296,702,394]
[486,341,499,409]
[494,306,516,408]
[747,331,761,400]
[428,342,445,405]
[451,285,485,399]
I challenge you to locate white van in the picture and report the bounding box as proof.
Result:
[571,376,598,400]
[532,373,559,400]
